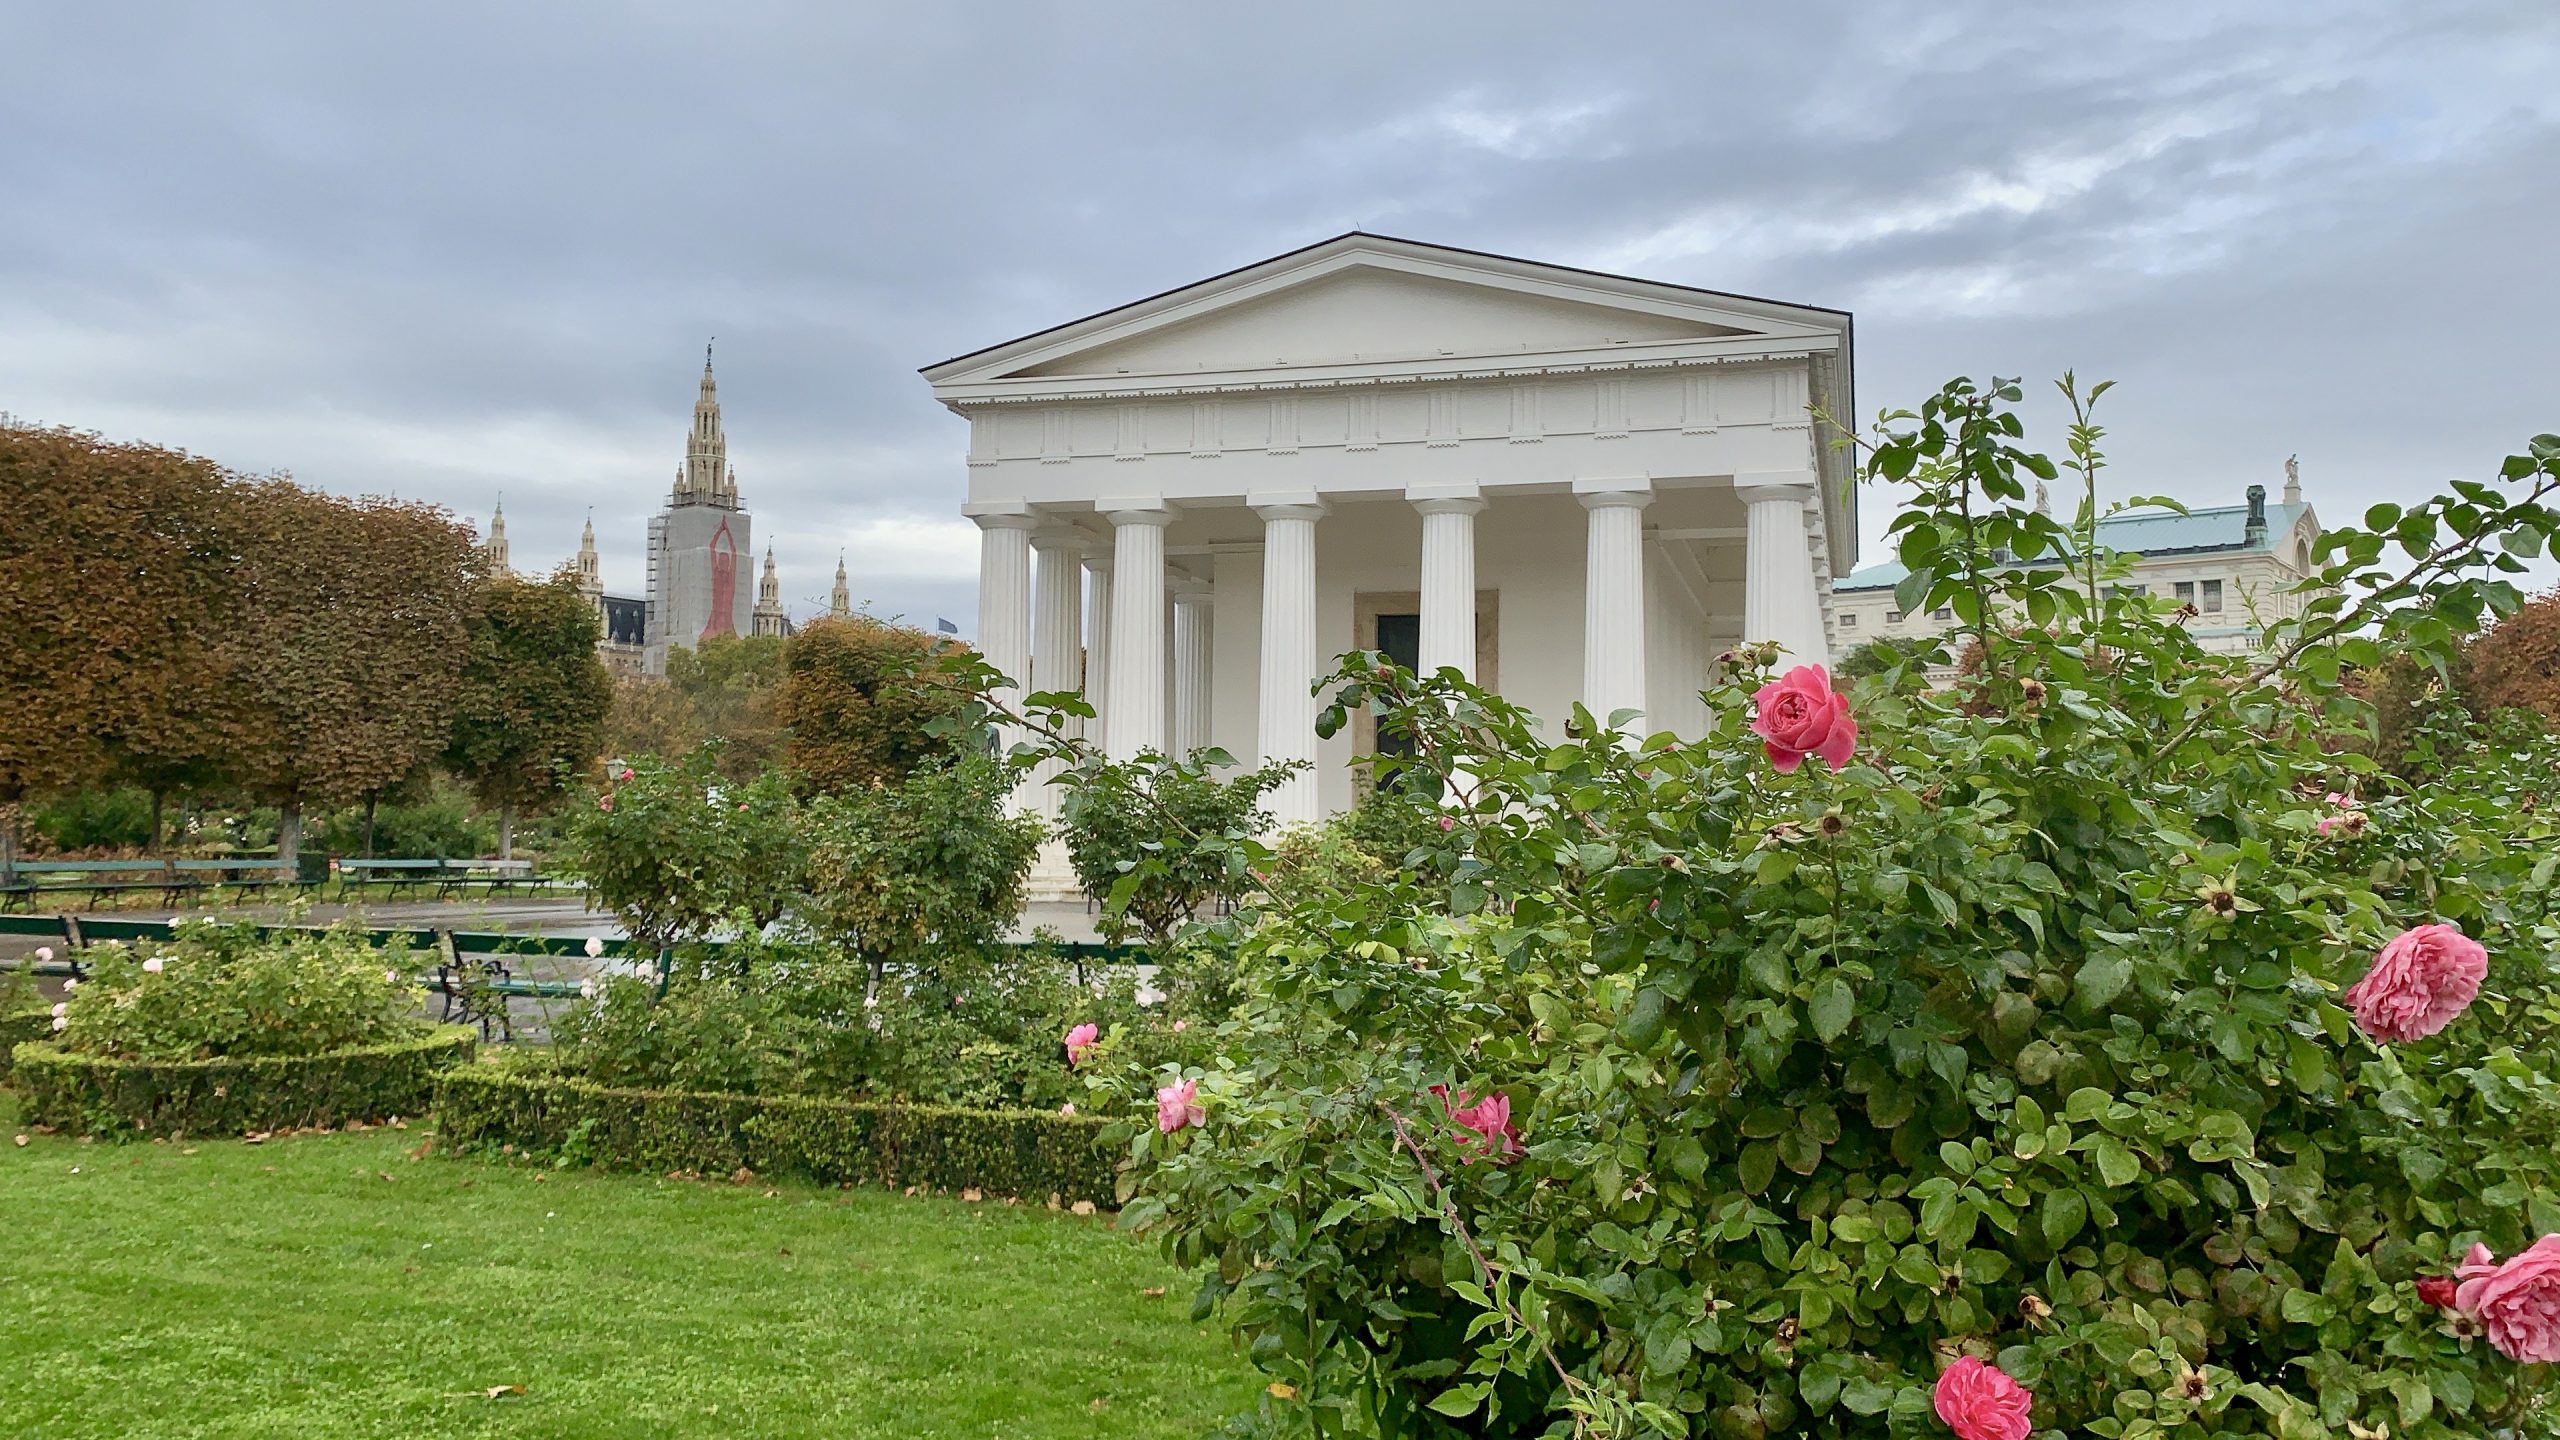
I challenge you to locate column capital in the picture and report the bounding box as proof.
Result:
[1249,491,1328,523]
[1732,471,1818,506]
[1407,482,1486,518]
[1574,476,1654,511]
[964,500,1043,531]
[1030,527,1091,556]
[1099,500,1178,527]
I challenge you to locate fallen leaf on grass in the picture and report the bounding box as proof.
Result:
[1140,1286,1166,1299]
[961,1188,983,1203]
[1089,1398,1110,1411]
[11,1135,24,1148]
[406,1139,432,1161]
[457,1385,527,1400]
[378,1172,397,1183]
[1070,1201,1097,1216]
[729,1167,755,1186]
[242,1132,270,1145]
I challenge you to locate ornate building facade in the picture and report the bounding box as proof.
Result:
[489,351,797,678]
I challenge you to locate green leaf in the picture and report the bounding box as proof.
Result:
[2041,1186,2088,1247]
[2095,1137,2141,1188]
[1738,1142,1778,1195]
[1426,1382,1489,1417]
[2074,954,2132,1009]
[1841,1377,1895,1416]
[1619,985,1667,1048]
[1809,977,1856,1043]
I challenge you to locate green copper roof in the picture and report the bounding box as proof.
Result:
[1836,500,2311,592]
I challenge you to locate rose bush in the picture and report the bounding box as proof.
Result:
[1041,383,2560,1438]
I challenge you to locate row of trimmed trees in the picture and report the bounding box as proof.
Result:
[0,423,610,873]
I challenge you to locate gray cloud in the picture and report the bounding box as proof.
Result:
[3,1,2553,623]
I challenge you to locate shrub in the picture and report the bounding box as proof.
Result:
[2464,586,2560,727]
[54,918,426,1061]
[780,614,972,795]
[14,1029,474,1136]
[557,750,802,948]
[548,932,1186,1111]
[799,754,1040,984]
[434,1065,1120,1205]
[23,786,155,852]
[1059,748,1297,946]
[1069,388,2560,1437]
[0,1005,51,1082]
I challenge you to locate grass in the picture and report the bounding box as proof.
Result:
[0,1094,1261,1438]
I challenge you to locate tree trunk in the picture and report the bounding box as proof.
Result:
[0,799,18,886]
[498,799,515,861]
[277,795,303,870]
[363,793,379,858]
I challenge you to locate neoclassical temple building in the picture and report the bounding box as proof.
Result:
[924,234,1856,825]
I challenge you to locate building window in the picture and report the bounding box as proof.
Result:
[2174,581,2195,605]
[2202,579,2223,612]
[1931,607,1953,622]
[1840,612,1858,629]
[1886,610,1904,624]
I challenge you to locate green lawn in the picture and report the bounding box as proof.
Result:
[0,1098,1259,1438]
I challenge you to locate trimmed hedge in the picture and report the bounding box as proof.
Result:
[434,1067,1121,1207]
[0,1008,51,1083]
[12,1028,476,1136]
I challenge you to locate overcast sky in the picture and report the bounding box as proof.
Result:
[5,3,2554,630]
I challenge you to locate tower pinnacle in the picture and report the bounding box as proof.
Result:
[829,552,851,618]
[484,499,510,572]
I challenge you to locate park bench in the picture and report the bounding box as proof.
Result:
[336,858,542,899]
[172,859,302,894]
[2,860,195,908]
[434,858,537,899]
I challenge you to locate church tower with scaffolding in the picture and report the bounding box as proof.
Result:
[643,346,757,673]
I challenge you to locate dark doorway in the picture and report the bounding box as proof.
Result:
[1374,612,1421,775]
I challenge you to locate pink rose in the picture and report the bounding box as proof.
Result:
[141,957,164,974]
[1058,1102,1076,1117]
[597,795,613,812]
[2453,1235,2560,1363]
[2418,1274,2461,1310]
[1431,1084,1523,1164]
[1750,665,1857,774]
[1063,1022,1098,1066]
[617,767,634,781]
[1436,815,1454,833]
[1933,1356,2032,1440]
[1155,1078,1203,1133]
[2342,923,2488,1043]
[1171,1019,1187,1033]
[33,946,53,963]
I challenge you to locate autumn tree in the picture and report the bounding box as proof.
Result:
[600,633,786,781]
[444,569,612,858]
[0,424,239,876]
[2464,585,2560,727]
[778,615,971,796]
[220,482,476,867]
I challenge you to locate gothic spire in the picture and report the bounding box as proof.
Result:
[681,347,729,505]
[829,551,851,617]
[484,498,510,572]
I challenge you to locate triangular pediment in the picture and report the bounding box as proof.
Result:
[923,234,1849,390]
[1010,267,1748,378]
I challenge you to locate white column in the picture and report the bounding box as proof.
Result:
[971,507,1040,794]
[1028,531,1086,819]
[1103,504,1174,760]
[1254,496,1326,827]
[1084,559,1113,746]
[1577,480,1652,732]
[1735,472,1832,672]
[1410,485,1484,682]
[1172,589,1212,758]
